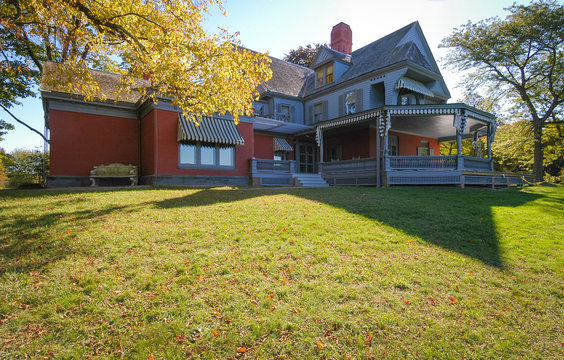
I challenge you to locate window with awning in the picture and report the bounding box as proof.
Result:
[177,114,243,169]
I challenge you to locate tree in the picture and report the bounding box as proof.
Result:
[0,0,272,142]
[492,120,563,181]
[0,148,7,189]
[2,148,49,188]
[284,43,325,68]
[0,119,14,141]
[441,0,563,181]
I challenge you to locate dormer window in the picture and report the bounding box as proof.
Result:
[326,64,334,83]
[315,63,335,87]
[316,69,324,87]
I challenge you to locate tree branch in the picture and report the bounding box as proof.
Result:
[0,104,49,143]
[60,0,146,53]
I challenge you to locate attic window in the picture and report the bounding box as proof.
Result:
[315,63,335,87]
[326,64,334,83]
[316,69,324,87]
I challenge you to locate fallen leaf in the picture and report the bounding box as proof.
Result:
[449,297,457,305]
[212,330,219,337]
[175,334,186,343]
[316,341,324,349]
[365,334,372,343]
[237,346,247,353]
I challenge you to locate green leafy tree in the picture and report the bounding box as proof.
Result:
[0,147,8,188]
[0,119,14,141]
[0,0,272,142]
[2,148,49,188]
[492,120,563,182]
[441,0,563,181]
[284,43,326,68]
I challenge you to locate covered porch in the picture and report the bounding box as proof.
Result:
[316,104,526,187]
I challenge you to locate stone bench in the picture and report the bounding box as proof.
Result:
[90,163,138,186]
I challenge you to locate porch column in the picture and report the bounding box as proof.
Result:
[487,124,493,171]
[376,116,381,187]
[384,111,391,171]
[316,127,324,174]
[454,110,467,170]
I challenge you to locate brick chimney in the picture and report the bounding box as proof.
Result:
[330,22,352,54]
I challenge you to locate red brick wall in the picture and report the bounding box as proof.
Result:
[390,131,439,156]
[49,109,139,176]
[150,109,253,176]
[254,134,274,160]
[140,109,155,176]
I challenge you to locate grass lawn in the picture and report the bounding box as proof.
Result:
[0,185,562,359]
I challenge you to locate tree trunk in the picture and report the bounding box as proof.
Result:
[533,121,544,182]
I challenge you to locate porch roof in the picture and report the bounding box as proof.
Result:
[252,116,313,134]
[315,104,495,140]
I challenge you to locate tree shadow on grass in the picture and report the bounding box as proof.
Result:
[0,189,141,275]
[154,186,547,268]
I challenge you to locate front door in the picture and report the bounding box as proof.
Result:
[299,143,316,173]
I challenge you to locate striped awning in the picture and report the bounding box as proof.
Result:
[177,114,244,145]
[395,77,434,98]
[273,137,293,152]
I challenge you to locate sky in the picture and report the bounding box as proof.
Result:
[1,0,530,152]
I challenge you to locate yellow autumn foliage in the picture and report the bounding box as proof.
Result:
[1,0,272,123]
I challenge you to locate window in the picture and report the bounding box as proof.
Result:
[200,144,216,165]
[279,105,290,122]
[179,143,196,165]
[388,135,398,156]
[313,103,323,123]
[316,69,324,87]
[315,63,335,87]
[326,64,334,84]
[398,90,418,105]
[417,140,430,156]
[219,146,234,166]
[179,142,235,168]
[273,151,286,161]
[344,91,356,115]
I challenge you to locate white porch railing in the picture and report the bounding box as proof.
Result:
[388,156,457,170]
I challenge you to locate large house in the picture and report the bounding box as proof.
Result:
[42,22,522,188]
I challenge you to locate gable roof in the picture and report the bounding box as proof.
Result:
[257,57,314,98]
[304,22,449,97]
[310,46,352,68]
